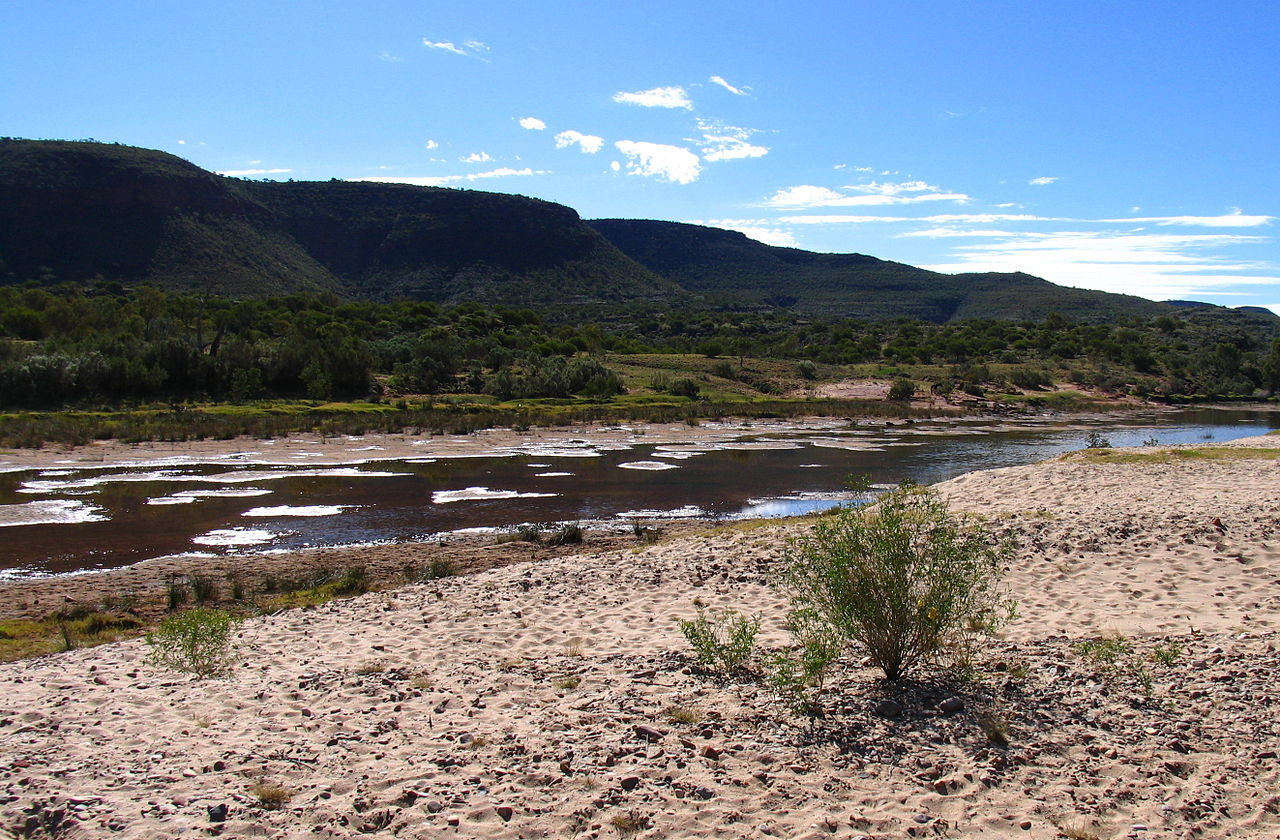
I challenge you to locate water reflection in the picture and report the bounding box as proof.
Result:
[1,408,1276,577]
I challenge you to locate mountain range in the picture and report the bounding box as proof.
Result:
[0,139,1271,327]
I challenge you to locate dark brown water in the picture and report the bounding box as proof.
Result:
[2,409,1275,578]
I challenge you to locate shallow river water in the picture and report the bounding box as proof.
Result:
[1,408,1276,578]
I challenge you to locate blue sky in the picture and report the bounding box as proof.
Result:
[3,1,1278,310]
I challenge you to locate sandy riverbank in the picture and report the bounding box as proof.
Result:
[1,435,1278,839]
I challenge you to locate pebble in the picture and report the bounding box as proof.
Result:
[874,699,903,718]
[938,697,965,714]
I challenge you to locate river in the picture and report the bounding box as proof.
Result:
[1,407,1276,578]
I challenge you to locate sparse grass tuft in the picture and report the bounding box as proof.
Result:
[251,781,293,810]
[664,704,705,725]
[554,674,581,690]
[1058,820,1101,840]
[423,558,456,579]
[609,810,652,838]
[546,521,584,546]
[1150,641,1183,665]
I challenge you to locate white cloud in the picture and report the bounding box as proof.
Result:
[519,117,546,131]
[378,51,404,63]
[423,140,439,150]
[218,168,291,176]
[898,228,1028,238]
[1029,176,1059,186]
[764,184,969,208]
[725,226,797,247]
[709,75,748,96]
[921,230,1276,300]
[700,136,769,161]
[349,167,547,187]
[847,180,940,195]
[696,120,768,162]
[612,86,693,109]
[460,151,493,163]
[778,213,1052,225]
[422,39,489,58]
[613,140,701,184]
[555,130,605,154]
[1101,211,1273,228]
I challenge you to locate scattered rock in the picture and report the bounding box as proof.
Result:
[496,805,514,822]
[207,803,228,823]
[939,697,965,714]
[634,724,667,742]
[874,699,903,718]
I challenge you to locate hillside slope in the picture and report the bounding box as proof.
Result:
[0,139,672,305]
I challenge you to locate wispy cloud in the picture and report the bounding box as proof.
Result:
[349,167,547,187]
[518,116,546,130]
[377,51,404,63]
[612,86,693,109]
[778,213,1050,225]
[709,75,749,96]
[764,184,969,208]
[218,168,291,177]
[847,180,941,195]
[696,120,768,162]
[1100,211,1274,228]
[422,39,489,58]
[555,130,604,154]
[1029,176,1059,186]
[460,151,493,163]
[613,140,701,184]
[921,230,1276,299]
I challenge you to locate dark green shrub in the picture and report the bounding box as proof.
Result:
[888,379,916,402]
[780,486,1014,680]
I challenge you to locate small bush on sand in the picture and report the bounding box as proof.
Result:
[780,485,1014,680]
[765,608,843,714]
[546,522,584,546]
[677,607,759,672]
[145,608,238,678]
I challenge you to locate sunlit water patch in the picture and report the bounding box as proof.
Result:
[243,505,353,517]
[191,527,286,547]
[0,499,109,527]
[431,487,560,504]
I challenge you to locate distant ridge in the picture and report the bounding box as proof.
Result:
[588,219,1173,322]
[0,139,671,305]
[0,139,1273,328]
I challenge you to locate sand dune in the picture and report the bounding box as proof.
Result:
[2,436,1279,839]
